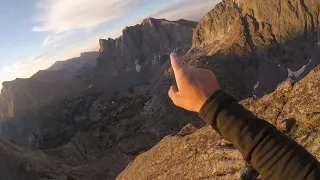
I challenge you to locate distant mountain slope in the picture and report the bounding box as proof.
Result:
[0,52,98,122]
[0,52,99,146]
[0,78,68,120]
[47,52,98,71]
[32,51,98,83]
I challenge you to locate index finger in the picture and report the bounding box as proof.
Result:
[170,52,183,73]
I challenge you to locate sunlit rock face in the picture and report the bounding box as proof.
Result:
[97,18,197,74]
[180,0,320,99]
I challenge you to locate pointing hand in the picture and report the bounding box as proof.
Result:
[168,53,221,113]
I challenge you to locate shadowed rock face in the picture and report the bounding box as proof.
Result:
[0,79,68,120]
[0,138,69,180]
[0,52,99,122]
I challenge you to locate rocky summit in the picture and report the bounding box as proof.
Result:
[0,0,319,180]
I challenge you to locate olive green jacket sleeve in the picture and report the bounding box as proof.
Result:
[199,90,320,180]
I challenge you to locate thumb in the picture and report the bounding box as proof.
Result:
[168,85,179,103]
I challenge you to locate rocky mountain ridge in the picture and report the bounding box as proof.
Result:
[97,18,197,74]
[0,52,98,122]
[47,52,98,71]
[80,18,198,97]
[32,51,98,83]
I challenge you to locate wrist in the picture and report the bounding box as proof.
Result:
[199,90,236,126]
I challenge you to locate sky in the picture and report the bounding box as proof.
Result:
[0,0,219,88]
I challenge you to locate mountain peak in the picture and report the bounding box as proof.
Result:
[141,17,198,27]
[97,17,197,71]
[142,17,155,24]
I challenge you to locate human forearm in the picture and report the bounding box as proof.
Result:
[199,90,320,180]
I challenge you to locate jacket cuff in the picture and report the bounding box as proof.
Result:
[199,89,236,128]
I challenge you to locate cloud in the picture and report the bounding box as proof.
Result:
[33,0,219,48]
[30,54,50,63]
[2,54,52,75]
[33,0,141,32]
[0,53,56,88]
[151,0,219,21]
[0,54,51,89]
[43,30,77,47]
[3,61,28,73]
[33,0,142,47]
